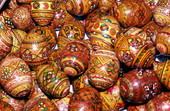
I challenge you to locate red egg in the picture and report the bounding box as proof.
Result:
[120,69,162,104]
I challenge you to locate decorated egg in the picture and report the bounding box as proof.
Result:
[60,41,90,77]
[0,29,13,61]
[9,0,19,10]
[87,49,120,90]
[0,14,14,30]
[20,32,50,70]
[155,26,170,55]
[0,55,32,98]
[11,6,35,32]
[153,0,170,27]
[48,49,62,66]
[51,93,72,111]
[69,86,102,111]
[89,15,121,50]
[72,71,91,92]
[17,0,34,3]
[36,64,70,98]
[30,0,55,26]
[120,69,162,104]
[100,79,125,110]
[85,9,107,34]
[153,60,170,90]
[127,104,147,111]
[98,0,115,12]
[115,34,156,68]
[24,97,58,111]
[0,85,25,111]
[58,20,85,50]
[146,92,170,111]
[114,0,152,28]
[142,20,162,42]
[52,3,74,29]
[0,100,14,111]
[144,0,159,10]
[29,25,57,49]
[65,0,99,16]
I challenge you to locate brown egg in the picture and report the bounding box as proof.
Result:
[0,29,13,61]
[153,60,170,90]
[60,41,90,77]
[20,32,50,70]
[100,79,126,110]
[52,3,74,29]
[0,55,32,98]
[69,86,102,111]
[65,0,99,16]
[155,26,170,55]
[146,92,170,111]
[36,64,70,98]
[120,69,162,104]
[114,0,152,28]
[58,20,85,50]
[12,6,35,32]
[30,0,55,26]
[0,100,14,111]
[87,49,120,90]
[115,34,156,68]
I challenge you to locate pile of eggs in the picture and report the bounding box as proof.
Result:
[0,0,170,110]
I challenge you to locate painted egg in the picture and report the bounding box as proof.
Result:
[142,20,162,42]
[48,49,62,66]
[115,34,156,68]
[146,92,170,111]
[120,69,162,104]
[114,0,152,28]
[69,86,102,111]
[20,32,50,70]
[85,9,107,34]
[0,86,25,111]
[0,15,14,30]
[11,6,36,32]
[52,3,74,29]
[65,0,99,16]
[24,97,58,111]
[29,25,57,49]
[98,0,115,12]
[51,93,73,111]
[87,49,120,90]
[100,79,125,110]
[9,0,19,10]
[0,100,14,111]
[0,29,13,61]
[17,0,34,3]
[60,41,90,77]
[30,0,55,26]
[155,26,170,55]
[36,64,70,98]
[10,29,27,56]
[58,20,85,50]
[144,0,159,10]
[127,104,147,111]
[153,60,170,90]
[153,0,170,27]
[89,15,121,50]
[0,55,32,98]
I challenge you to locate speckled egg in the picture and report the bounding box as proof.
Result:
[69,86,102,111]
[11,6,35,32]
[153,0,170,27]
[52,3,74,29]
[60,41,90,77]
[30,0,55,26]
[153,60,170,90]
[120,69,162,104]
[0,29,13,61]
[20,32,50,70]
[58,20,85,50]
[115,34,156,68]
[65,0,99,16]
[114,0,152,28]
[87,49,120,90]
[36,64,70,98]
[155,26,170,55]
[0,100,14,111]
[146,92,170,111]
[0,55,32,98]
